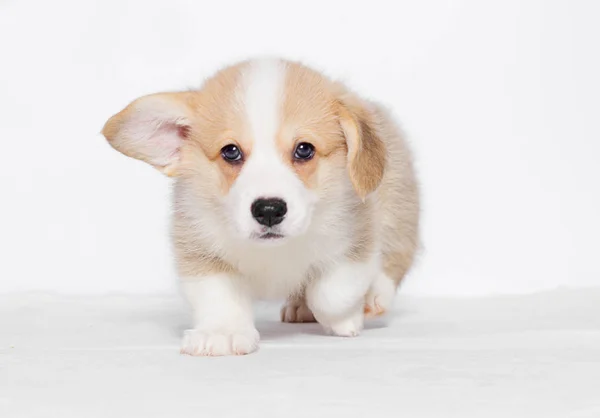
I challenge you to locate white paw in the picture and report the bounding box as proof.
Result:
[281,299,316,323]
[364,273,396,317]
[323,310,364,337]
[180,328,259,356]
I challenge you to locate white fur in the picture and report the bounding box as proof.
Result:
[306,253,381,336]
[242,58,283,150]
[224,59,318,243]
[180,275,259,356]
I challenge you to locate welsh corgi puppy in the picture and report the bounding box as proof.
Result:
[102,58,419,356]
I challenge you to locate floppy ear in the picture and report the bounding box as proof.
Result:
[101,92,195,177]
[337,96,386,200]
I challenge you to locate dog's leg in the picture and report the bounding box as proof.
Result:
[280,292,316,323]
[179,274,259,356]
[305,259,376,337]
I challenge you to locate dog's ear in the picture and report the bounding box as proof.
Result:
[101,92,195,177]
[337,94,386,200]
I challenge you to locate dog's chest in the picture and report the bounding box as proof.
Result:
[226,238,338,298]
[236,249,313,297]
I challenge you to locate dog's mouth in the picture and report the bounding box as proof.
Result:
[251,230,285,241]
[259,232,285,240]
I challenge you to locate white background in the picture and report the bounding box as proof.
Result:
[0,0,598,296]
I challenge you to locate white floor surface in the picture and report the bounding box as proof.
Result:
[1,289,599,418]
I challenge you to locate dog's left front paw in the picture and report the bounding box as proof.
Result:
[180,327,259,356]
[321,309,364,337]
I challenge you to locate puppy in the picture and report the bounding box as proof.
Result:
[102,58,419,356]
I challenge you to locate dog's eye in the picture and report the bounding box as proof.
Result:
[293,142,315,161]
[221,144,243,163]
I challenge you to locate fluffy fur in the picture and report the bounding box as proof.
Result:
[102,58,420,356]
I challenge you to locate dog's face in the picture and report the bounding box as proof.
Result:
[102,59,385,245]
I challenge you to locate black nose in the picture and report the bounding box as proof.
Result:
[251,198,287,227]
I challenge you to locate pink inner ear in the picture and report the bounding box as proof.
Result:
[124,116,190,168]
[149,122,185,165]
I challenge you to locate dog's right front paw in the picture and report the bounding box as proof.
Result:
[180,327,259,356]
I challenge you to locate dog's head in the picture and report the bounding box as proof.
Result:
[102,59,385,245]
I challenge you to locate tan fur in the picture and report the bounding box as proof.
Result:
[278,61,347,189]
[337,98,387,200]
[370,104,420,287]
[178,62,251,194]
